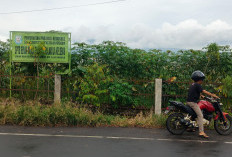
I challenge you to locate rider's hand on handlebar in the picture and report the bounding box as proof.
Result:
[200,95,205,99]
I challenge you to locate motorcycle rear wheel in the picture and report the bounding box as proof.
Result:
[214,115,232,135]
[166,113,187,135]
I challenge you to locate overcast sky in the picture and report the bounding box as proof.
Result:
[0,0,232,49]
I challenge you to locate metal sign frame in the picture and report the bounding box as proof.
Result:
[9,31,72,97]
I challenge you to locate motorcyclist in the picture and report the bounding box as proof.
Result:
[186,70,219,138]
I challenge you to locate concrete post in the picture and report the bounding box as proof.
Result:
[54,74,61,104]
[155,79,162,115]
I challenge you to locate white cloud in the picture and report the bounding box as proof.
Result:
[67,19,232,49]
[0,35,7,41]
[1,18,232,49]
[1,0,232,49]
[67,25,114,43]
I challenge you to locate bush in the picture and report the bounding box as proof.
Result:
[221,76,232,98]
[74,63,112,107]
[109,80,136,108]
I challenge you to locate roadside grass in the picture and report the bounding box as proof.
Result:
[0,98,167,128]
[1,98,231,129]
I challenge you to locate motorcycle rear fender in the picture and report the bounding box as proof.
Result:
[166,106,176,111]
[214,112,228,121]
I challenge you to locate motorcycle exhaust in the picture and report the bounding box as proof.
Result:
[180,119,192,126]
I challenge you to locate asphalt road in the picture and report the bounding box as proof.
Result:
[0,126,232,157]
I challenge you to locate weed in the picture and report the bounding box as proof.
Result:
[0,98,167,128]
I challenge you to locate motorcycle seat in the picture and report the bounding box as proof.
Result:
[169,101,197,117]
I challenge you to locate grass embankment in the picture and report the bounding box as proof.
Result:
[0,98,167,128]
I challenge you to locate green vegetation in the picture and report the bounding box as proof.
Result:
[0,98,230,128]
[0,98,167,128]
[221,76,232,98]
[1,40,232,109]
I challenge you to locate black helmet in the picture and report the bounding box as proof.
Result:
[191,70,205,82]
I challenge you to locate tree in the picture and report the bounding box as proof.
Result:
[0,40,10,74]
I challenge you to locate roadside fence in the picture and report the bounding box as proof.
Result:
[0,74,230,112]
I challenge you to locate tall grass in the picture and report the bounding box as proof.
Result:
[0,98,167,128]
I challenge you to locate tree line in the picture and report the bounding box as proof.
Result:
[1,40,232,108]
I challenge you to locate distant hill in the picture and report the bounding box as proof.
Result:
[144,48,187,52]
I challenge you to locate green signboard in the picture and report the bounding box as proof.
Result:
[10,31,71,63]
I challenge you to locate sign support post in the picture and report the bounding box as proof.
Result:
[54,74,61,104]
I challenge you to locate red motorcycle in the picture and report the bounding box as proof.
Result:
[165,97,232,135]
